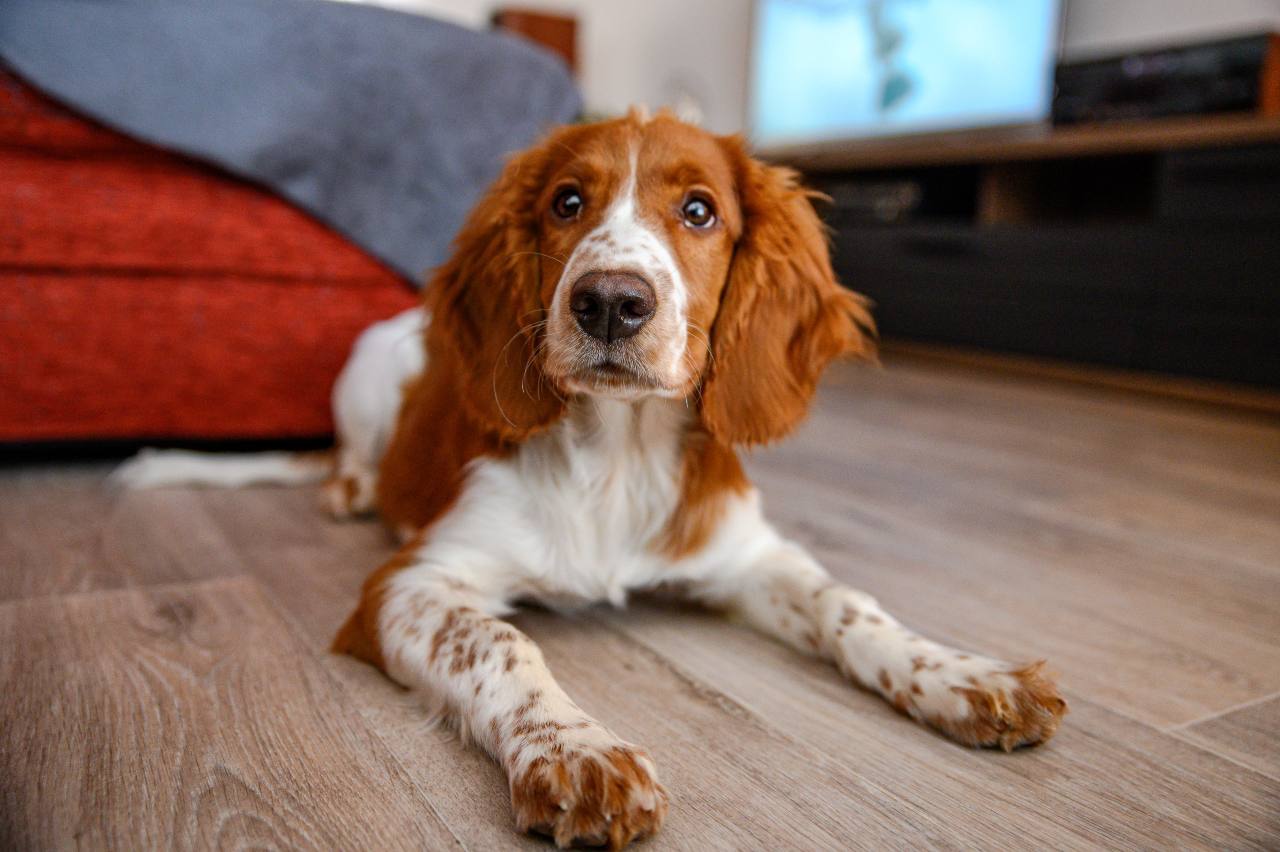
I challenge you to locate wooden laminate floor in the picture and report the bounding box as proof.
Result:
[2,356,1279,850]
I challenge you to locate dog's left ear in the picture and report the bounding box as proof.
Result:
[700,141,876,446]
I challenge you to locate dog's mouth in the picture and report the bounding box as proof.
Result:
[582,357,651,385]
[566,356,675,398]
[593,359,638,378]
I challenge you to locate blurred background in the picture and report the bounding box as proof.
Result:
[3,5,1279,847]
[2,0,1278,449]
[343,0,1280,135]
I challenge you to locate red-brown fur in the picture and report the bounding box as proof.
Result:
[699,149,876,445]
[334,115,879,847]
[338,110,875,672]
[656,136,877,557]
[375,139,570,533]
[511,746,668,849]
[931,662,1068,751]
[657,428,751,559]
[332,543,417,669]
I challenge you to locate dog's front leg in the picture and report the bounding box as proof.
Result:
[703,542,1067,750]
[342,555,667,849]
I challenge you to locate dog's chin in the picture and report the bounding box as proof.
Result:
[561,361,682,401]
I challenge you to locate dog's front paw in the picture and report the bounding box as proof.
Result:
[322,472,376,519]
[509,740,668,850]
[927,661,1067,751]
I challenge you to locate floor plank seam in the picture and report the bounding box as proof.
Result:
[1165,730,1280,785]
[1053,695,1173,734]
[1166,691,1280,732]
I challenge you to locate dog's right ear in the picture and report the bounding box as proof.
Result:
[425,142,566,441]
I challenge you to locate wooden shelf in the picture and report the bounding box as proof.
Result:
[761,112,1280,172]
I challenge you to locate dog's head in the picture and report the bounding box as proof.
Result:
[426,109,875,444]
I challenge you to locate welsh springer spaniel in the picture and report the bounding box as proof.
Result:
[121,110,1067,850]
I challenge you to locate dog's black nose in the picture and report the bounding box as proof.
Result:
[569,272,656,343]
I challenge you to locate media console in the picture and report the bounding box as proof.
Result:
[766,114,1280,394]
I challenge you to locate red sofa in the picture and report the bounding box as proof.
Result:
[0,69,419,444]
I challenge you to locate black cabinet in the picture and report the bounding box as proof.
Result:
[819,144,1280,389]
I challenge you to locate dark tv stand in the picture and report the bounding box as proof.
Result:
[766,113,1280,396]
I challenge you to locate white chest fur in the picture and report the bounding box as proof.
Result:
[418,397,693,607]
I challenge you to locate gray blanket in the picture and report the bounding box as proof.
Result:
[0,0,582,284]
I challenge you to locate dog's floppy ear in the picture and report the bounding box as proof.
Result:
[700,140,876,446]
[425,142,565,441]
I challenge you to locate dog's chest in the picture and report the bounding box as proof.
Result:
[470,398,689,604]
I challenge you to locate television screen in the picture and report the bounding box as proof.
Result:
[751,0,1061,146]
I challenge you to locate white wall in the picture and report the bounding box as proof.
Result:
[338,0,1280,134]
[337,0,752,135]
[571,0,751,135]
[1063,0,1280,58]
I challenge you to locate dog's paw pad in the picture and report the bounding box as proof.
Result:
[510,744,668,849]
[932,661,1067,750]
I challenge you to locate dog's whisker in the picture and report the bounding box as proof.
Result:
[509,251,567,267]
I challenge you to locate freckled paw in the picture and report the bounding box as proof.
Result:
[510,744,668,850]
[933,661,1068,751]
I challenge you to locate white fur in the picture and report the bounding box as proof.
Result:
[109,448,329,489]
[547,145,691,395]
[385,397,777,612]
[326,308,426,514]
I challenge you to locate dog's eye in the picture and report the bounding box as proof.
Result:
[682,197,715,229]
[552,189,583,220]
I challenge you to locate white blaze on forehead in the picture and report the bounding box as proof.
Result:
[556,143,689,377]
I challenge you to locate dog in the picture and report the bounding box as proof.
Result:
[118,109,1066,850]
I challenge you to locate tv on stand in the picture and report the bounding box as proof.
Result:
[750,0,1062,149]
[750,1,1280,396]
